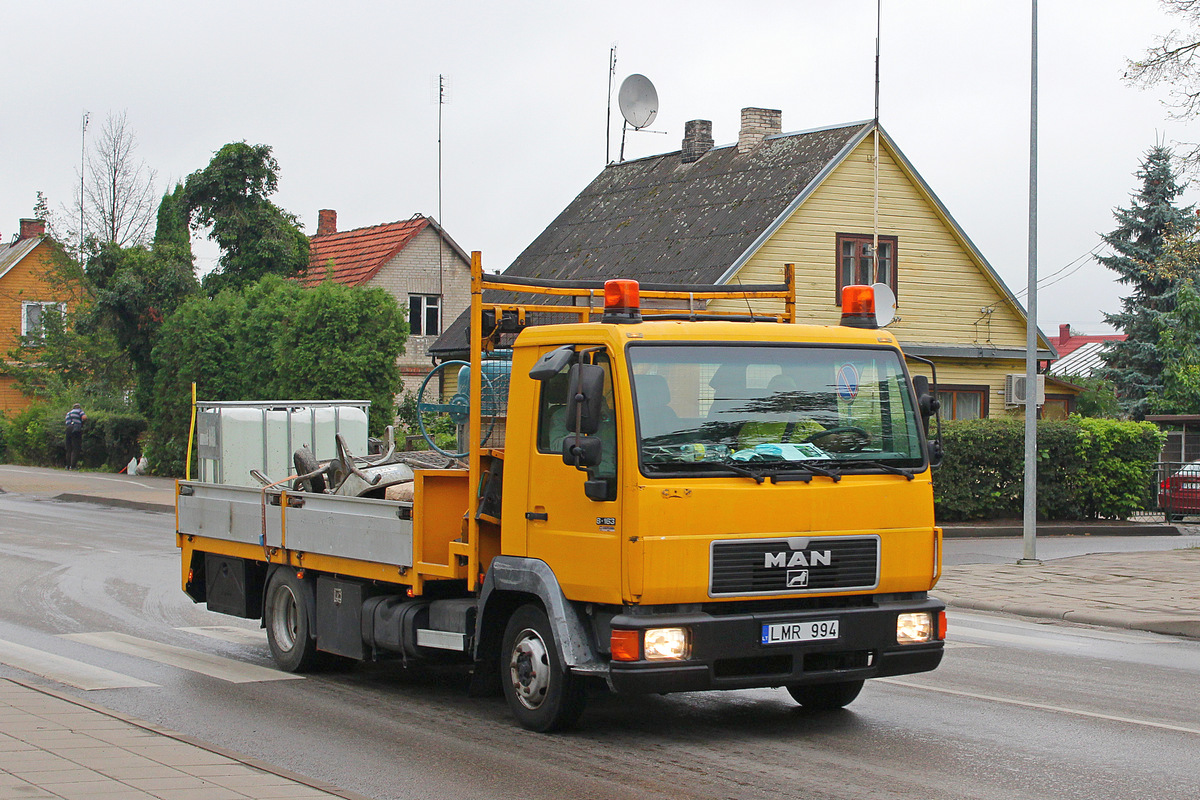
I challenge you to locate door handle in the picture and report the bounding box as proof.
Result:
[525,512,549,521]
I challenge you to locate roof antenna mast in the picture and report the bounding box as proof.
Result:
[872,0,881,285]
[606,44,618,164]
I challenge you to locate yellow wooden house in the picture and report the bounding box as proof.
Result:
[0,219,73,413]
[446,109,1062,419]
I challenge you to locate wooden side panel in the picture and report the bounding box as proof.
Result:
[712,136,1033,352]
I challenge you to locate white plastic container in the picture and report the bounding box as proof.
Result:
[195,401,369,486]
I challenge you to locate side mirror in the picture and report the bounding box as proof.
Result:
[529,345,575,381]
[928,439,944,468]
[912,375,940,421]
[562,435,602,469]
[566,363,605,436]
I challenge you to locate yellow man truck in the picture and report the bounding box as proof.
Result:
[176,255,946,731]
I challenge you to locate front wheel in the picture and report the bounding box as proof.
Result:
[501,604,585,732]
[264,568,319,672]
[785,679,864,710]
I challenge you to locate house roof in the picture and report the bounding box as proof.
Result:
[1048,340,1120,377]
[1053,332,1124,360]
[509,121,872,285]
[298,216,443,288]
[432,118,1051,358]
[0,237,41,281]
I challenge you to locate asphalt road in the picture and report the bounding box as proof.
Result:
[1,494,1198,799]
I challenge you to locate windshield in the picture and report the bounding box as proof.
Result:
[627,344,925,475]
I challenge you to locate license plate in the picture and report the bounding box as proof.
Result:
[761,619,840,645]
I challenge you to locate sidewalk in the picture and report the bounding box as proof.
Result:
[0,465,176,513]
[935,548,1200,639]
[0,677,371,800]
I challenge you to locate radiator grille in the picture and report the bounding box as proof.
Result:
[710,536,879,596]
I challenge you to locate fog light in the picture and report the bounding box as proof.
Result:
[897,612,933,644]
[644,627,691,661]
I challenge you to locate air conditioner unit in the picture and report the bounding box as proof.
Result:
[1004,373,1045,407]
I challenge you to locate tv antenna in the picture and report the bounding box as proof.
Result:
[617,74,659,162]
[606,44,617,164]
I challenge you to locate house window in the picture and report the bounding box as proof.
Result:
[936,385,988,420]
[409,295,441,336]
[21,302,66,339]
[836,233,897,304]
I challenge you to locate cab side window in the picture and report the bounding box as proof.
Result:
[535,351,618,499]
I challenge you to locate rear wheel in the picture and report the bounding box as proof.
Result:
[264,569,319,672]
[501,604,585,732]
[786,679,864,710]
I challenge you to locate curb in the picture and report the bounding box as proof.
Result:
[941,523,1181,538]
[52,492,174,514]
[936,593,1200,639]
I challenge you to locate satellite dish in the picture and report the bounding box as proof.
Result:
[872,283,897,327]
[618,74,658,130]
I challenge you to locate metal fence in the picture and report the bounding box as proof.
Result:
[1128,460,1199,523]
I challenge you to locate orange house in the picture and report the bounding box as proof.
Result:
[0,219,73,413]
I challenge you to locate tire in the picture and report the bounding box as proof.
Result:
[264,569,319,672]
[500,604,586,732]
[786,679,865,710]
[293,447,326,494]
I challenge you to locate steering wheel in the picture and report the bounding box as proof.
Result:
[803,426,871,452]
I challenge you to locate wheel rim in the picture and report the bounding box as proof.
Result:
[508,627,552,710]
[269,584,300,654]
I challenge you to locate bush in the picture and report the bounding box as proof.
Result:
[934,417,1164,521]
[1,402,147,470]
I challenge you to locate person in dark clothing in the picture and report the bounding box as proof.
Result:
[64,403,87,470]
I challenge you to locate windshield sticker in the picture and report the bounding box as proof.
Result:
[836,363,860,402]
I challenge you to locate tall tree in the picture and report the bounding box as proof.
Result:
[1099,145,1196,418]
[76,111,158,249]
[182,142,309,294]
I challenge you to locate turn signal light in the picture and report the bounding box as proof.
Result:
[840,285,878,329]
[603,279,642,323]
[937,610,948,640]
[611,629,641,661]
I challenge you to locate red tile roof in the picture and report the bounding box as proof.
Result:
[298,216,429,287]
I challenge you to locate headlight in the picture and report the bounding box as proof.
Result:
[644,627,691,660]
[896,612,933,644]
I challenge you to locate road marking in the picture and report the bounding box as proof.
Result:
[879,678,1200,737]
[949,611,1178,644]
[60,632,302,684]
[0,638,157,690]
[0,466,157,490]
[176,626,267,646]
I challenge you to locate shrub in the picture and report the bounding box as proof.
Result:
[1,402,146,470]
[933,417,1164,521]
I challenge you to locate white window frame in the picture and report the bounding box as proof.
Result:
[21,301,67,339]
[409,294,442,337]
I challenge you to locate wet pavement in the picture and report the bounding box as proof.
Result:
[0,462,1197,799]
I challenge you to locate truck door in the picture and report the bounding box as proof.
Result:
[525,350,623,605]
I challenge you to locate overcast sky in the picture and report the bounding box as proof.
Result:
[4,0,1199,334]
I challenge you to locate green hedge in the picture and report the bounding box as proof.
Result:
[2,403,147,471]
[933,417,1164,521]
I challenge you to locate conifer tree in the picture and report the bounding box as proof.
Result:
[1099,145,1195,418]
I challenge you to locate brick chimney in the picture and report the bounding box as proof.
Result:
[18,219,46,241]
[1059,323,1071,345]
[317,209,337,236]
[681,119,714,163]
[738,107,782,154]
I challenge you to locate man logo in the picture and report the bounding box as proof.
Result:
[787,570,809,588]
[764,550,831,569]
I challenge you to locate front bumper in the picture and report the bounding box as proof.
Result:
[605,596,944,694]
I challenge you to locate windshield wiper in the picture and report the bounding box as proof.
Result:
[828,459,915,481]
[643,460,766,484]
[752,460,842,483]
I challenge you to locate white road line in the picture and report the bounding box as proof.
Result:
[0,466,157,490]
[942,640,986,649]
[60,632,302,684]
[0,638,157,690]
[879,678,1200,737]
[176,626,267,646]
